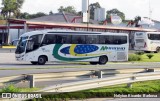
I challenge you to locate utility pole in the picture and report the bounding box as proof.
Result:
[87,0,90,31]
[149,0,152,20]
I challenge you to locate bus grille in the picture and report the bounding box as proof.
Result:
[117,52,126,61]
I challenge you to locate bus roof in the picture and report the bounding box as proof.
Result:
[136,31,160,34]
[20,29,128,37]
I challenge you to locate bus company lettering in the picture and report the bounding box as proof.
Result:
[100,46,125,51]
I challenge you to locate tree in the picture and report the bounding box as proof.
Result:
[0,15,4,20]
[1,0,16,19]
[58,6,76,14]
[1,8,8,19]
[13,0,25,18]
[106,8,125,22]
[89,2,101,20]
[19,12,30,19]
[58,6,65,13]
[19,12,47,19]
[49,11,53,15]
[28,12,47,19]
[77,11,82,16]
[134,16,141,27]
[1,0,25,19]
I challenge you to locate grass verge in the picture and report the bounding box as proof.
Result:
[129,53,160,62]
[0,84,40,93]
[29,80,160,101]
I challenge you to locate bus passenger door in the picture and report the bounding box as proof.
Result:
[25,40,34,61]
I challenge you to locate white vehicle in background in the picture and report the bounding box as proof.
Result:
[134,32,160,53]
[15,30,129,65]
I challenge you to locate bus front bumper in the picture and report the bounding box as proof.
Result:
[15,54,25,61]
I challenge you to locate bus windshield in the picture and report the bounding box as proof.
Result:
[15,36,28,54]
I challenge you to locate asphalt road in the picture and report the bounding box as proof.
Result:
[0,48,15,53]
[1,63,160,77]
[0,53,160,77]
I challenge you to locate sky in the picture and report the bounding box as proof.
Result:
[0,0,160,21]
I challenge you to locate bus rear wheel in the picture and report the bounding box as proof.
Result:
[99,56,108,65]
[156,47,160,53]
[38,56,46,65]
[31,62,38,65]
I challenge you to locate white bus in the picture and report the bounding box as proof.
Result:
[134,32,160,53]
[15,30,129,65]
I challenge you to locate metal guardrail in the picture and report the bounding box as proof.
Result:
[0,68,158,88]
[38,72,160,92]
[0,75,26,86]
[0,68,160,101]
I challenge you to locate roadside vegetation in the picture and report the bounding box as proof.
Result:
[0,84,39,93]
[27,80,160,101]
[128,52,160,62]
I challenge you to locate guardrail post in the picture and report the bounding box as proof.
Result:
[95,71,103,79]
[27,75,35,88]
[127,83,132,88]
[127,76,136,88]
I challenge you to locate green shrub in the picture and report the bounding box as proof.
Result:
[135,51,145,55]
[146,54,154,59]
[128,54,142,61]
[0,16,4,20]
[1,84,20,93]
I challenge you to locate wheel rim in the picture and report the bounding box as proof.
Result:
[100,56,107,64]
[39,58,44,63]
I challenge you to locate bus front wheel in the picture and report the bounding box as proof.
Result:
[156,47,160,53]
[99,56,108,65]
[38,56,47,65]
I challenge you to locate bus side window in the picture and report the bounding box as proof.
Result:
[56,35,63,44]
[27,34,43,52]
[104,37,111,44]
[86,35,99,44]
[72,35,85,44]
[63,35,71,44]
[77,37,81,43]
[42,34,55,45]
[99,36,105,44]
[113,36,127,44]
[121,36,127,44]
[106,35,114,44]
[158,34,160,40]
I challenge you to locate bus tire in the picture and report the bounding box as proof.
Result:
[31,62,38,65]
[38,56,47,65]
[156,47,160,53]
[90,62,98,65]
[99,55,108,65]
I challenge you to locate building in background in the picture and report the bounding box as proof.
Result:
[0,12,160,47]
[94,8,106,22]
